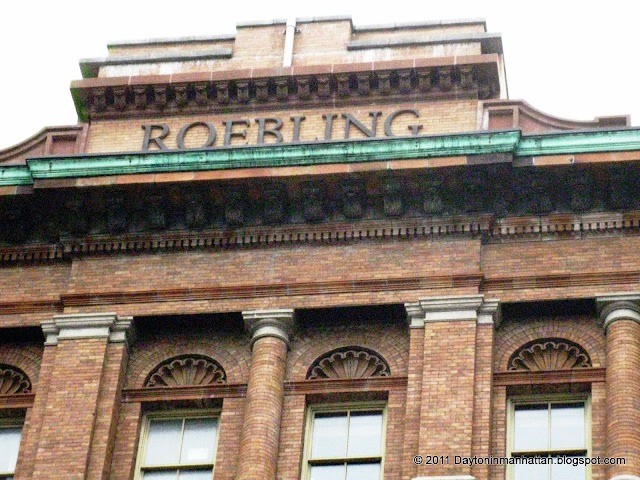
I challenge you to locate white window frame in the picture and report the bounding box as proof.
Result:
[506,394,592,480]
[0,417,23,480]
[134,409,221,480]
[302,401,387,480]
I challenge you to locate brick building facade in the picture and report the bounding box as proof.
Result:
[0,16,639,480]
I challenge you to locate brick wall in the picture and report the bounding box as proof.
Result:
[1,237,632,480]
[85,100,479,153]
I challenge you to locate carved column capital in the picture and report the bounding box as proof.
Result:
[404,295,501,328]
[41,313,134,346]
[242,309,295,349]
[596,293,640,331]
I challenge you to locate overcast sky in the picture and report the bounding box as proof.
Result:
[1,1,637,150]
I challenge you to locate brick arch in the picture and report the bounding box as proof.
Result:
[0,343,43,389]
[287,321,408,382]
[494,315,605,372]
[126,331,251,388]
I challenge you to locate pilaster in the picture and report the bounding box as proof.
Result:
[31,313,133,480]
[405,295,499,479]
[402,302,427,480]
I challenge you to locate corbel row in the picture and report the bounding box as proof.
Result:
[82,65,492,118]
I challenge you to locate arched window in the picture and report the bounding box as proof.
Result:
[506,339,592,480]
[302,347,390,480]
[136,355,226,480]
[0,364,30,479]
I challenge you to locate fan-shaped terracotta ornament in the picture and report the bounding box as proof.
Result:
[145,355,226,387]
[509,339,591,372]
[307,347,390,380]
[0,365,31,394]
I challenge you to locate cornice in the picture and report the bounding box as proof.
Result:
[516,128,640,156]
[485,270,640,292]
[0,166,33,186]
[3,212,640,264]
[59,274,483,309]
[24,131,519,181]
[4,269,639,315]
[3,130,640,259]
[70,54,501,121]
[0,299,63,315]
[3,127,640,188]
[4,270,640,320]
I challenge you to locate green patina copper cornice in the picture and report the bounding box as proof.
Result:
[26,131,520,180]
[516,128,640,156]
[1,127,639,187]
[0,166,32,186]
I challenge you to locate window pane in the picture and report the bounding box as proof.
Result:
[311,413,348,458]
[143,471,178,480]
[514,405,548,451]
[145,419,183,466]
[551,458,585,480]
[550,405,585,450]
[0,428,21,473]
[181,418,218,464]
[310,464,346,480]
[513,462,549,480]
[347,412,383,457]
[346,462,381,480]
[178,470,213,480]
